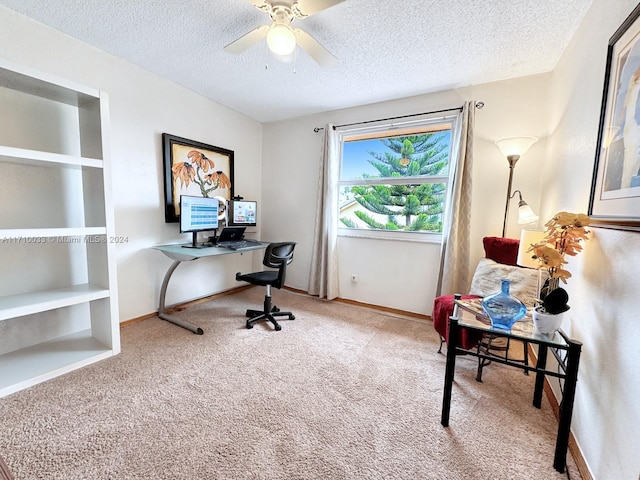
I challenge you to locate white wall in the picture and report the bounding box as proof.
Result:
[0,7,264,321]
[546,1,640,478]
[262,74,551,314]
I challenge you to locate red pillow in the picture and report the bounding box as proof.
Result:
[483,236,519,266]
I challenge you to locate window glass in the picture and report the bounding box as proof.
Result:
[338,120,454,236]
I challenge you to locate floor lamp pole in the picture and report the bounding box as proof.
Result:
[502,155,520,238]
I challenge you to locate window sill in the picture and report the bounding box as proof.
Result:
[338,228,442,244]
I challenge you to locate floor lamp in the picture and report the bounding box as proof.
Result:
[495,136,540,237]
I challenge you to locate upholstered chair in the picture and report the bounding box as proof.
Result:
[432,236,543,379]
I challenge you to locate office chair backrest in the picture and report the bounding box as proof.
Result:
[263,242,296,289]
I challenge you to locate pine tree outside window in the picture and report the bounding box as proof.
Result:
[338,118,454,240]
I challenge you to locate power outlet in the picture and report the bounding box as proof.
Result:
[351,274,358,283]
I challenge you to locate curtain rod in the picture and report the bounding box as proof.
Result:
[313,101,484,132]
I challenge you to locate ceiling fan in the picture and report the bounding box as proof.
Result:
[224,0,345,67]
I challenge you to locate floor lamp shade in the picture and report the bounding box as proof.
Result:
[517,199,539,225]
[495,136,539,158]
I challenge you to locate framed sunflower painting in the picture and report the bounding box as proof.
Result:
[162,133,234,223]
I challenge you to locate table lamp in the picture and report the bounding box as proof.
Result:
[517,229,547,301]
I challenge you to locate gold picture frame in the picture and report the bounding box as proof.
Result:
[589,4,640,231]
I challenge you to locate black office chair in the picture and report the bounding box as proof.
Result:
[235,242,296,331]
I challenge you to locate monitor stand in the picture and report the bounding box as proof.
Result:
[182,231,205,249]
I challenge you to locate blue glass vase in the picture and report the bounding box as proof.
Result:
[481,279,527,330]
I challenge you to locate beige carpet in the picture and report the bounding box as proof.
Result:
[0,454,13,480]
[0,288,579,479]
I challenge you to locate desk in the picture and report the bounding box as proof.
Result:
[440,299,582,473]
[154,242,268,334]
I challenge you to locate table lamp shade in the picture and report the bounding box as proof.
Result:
[517,229,546,268]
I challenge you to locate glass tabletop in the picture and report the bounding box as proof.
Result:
[153,242,267,261]
[454,298,569,348]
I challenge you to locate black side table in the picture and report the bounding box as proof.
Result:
[440,299,582,473]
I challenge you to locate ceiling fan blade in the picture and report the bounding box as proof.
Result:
[293,0,345,18]
[294,29,336,67]
[246,0,271,13]
[224,25,269,54]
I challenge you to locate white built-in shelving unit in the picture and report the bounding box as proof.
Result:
[0,59,120,397]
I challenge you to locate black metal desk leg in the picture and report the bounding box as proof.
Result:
[441,316,459,427]
[533,344,548,408]
[553,340,582,473]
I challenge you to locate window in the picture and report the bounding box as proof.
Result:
[338,117,455,240]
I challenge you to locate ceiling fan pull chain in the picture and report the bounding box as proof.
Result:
[293,47,297,74]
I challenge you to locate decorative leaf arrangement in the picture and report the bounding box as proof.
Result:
[526,212,591,313]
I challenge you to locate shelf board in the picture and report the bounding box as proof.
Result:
[0,145,103,168]
[0,60,100,105]
[0,284,110,321]
[0,329,113,398]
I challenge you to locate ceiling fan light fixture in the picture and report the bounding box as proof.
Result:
[266,24,296,56]
[224,0,343,67]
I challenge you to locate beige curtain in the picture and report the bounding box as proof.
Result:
[436,101,476,296]
[308,124,340,299]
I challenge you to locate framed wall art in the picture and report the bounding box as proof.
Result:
[589,3,640,231]
[162,133,234,223]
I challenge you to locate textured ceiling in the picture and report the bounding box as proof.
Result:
[1,0,593,123]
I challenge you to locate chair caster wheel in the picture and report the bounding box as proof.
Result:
[246,323,254,329]
[275,324,282,331]
[289,314,295,320]
[271,306,280,313]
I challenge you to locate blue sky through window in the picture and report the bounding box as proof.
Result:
[341,140,384,179]
[341,131,451,180]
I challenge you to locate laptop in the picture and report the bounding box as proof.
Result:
[215,226,246,244]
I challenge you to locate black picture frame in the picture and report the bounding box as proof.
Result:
[589,4,640,231]
[162,133,234,223]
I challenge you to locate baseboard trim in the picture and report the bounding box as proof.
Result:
[120,285,254,328]
[526,344,591,480]
[122,286,432,328]
[333,297,431,321]
[294,291,431,321]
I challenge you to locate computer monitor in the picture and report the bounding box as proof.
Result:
[228,200,257,227]
[180,195,219,248]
